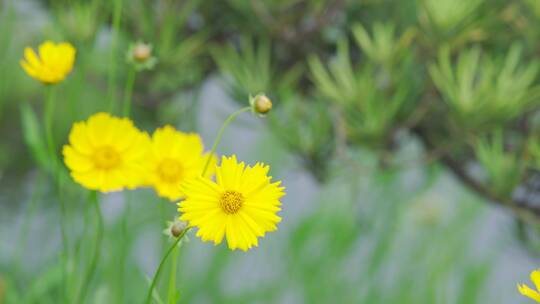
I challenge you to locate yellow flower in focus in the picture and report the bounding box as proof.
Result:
[145,125,216,201]
[20,41,76,84]
[179,155,285,251]
[518,269,540,302]
[63,112,150,192]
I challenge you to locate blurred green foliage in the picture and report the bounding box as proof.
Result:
[1,0,540,303]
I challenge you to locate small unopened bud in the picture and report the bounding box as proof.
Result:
[133,43,152,62]
[171,220,187,237]
[163,219,188,239]
[127,41,157,71]
[250,94,272,115]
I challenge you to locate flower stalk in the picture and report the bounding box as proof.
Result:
[77,191,104,304]
[166,245,180,304]
[202,106,251,175]
[44,86,57,169]
[107,0,123,112]
[145,228,190,304]
[123,68,136,117]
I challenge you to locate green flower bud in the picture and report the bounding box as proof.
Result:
[127,41,157,71]
[250,93,273,115]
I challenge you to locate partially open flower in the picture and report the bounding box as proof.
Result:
[250,93,273,115]
[20,41,76,84]
[127,41,157,71]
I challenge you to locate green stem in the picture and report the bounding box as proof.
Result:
[159,199,168,250]
[145,228,190,304]
[77,191,104,304]
[123,68,136,117]
[202,106,251,175]
[116,191,131,303]
[107,0,123,112]
[44,86,57,169]
[72,188,92,294]
[166,245,179,304]
[44,86,70,303]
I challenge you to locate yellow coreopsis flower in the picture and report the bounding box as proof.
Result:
[20,41,76,84]
[179,155,285,251]
[518,269,540,302]
[145,125,216,201]
[63,112,150,192]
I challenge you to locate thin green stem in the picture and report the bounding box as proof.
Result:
[159,199,169,250]
[77,191,104,304]
[107,0,123,112]
[145,228,190,304]
[44,86,57,169]
[73,188,92,296]
[123,68,136,117]
[202,106,251,175]
[166,245,179,304]
[116,191,131,303]
[44,86,70,303]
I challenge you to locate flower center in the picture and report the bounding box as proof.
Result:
[157,158,184,183]
[219,191,244,214]
[93,146,120,170]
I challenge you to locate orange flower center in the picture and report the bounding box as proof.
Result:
[220,191,244,214]
[93,146,120,170]
[157,158,184,183]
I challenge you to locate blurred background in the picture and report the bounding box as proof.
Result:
[1,0,540,303]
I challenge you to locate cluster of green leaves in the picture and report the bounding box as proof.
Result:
[474,131,525,199]
[308,23,418,146]
[430,45,540,131]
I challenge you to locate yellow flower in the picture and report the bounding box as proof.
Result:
[178,155,285,251]
[20,41,76,84]
[63,112,150,192]
[145,125,215,201]
[518,269,540,302]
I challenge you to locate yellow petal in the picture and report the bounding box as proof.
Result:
[531,270,540,291]
[23,47,41,68]
[68,122,94,155]
[518,284,540,302]
[216,155,244,190]
[20,60,39,78]
[62,145,94,172]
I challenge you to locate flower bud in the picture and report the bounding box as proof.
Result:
[163,219,188,239]
[171,220,187,237]
[127,41,157,71]
[250,94,273,115]
[133,43,152,62]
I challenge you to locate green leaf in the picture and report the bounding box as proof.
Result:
[20,103,50,171]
